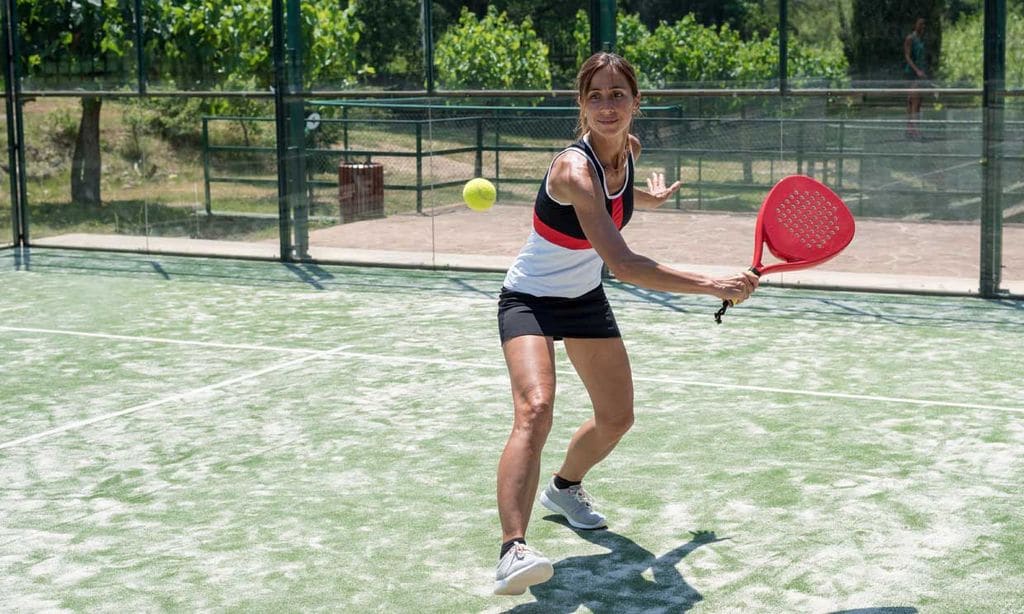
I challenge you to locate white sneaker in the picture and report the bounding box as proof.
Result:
[539,479,607,529]
[493,543,554,595]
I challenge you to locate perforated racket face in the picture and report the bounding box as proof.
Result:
[760,176,855,266]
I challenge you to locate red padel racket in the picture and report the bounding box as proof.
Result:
[714,175,856,323]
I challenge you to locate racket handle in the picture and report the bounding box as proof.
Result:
[713,267,760,324]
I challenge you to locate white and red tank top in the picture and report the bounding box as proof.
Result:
[503,134,635,298]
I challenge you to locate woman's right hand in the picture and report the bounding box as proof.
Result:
[713,270,759,305]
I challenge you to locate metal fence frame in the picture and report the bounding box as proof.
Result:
[0,0,1016,296]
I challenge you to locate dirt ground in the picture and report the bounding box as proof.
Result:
[309,203,1024,289]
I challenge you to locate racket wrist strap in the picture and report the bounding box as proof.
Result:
[714,300,729,324]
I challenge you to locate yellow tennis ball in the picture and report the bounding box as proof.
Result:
[463,177,496,211]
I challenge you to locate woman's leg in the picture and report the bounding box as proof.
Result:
[497,334,557,543]
[556,337,635,481]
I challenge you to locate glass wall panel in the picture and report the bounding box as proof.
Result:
[307,0,426,92]
[1011,7,1024,91]
[304,99,438,264]
[143,0,273,92]
[817,93,983,288]
[628,0,781,89]
[418,98,579,274]
[18,0,139,91]
[26,96,278,259]
[785,1,849,88]
[430,1,585,93]
[0,99,9,247]
[1003,96,1024,295]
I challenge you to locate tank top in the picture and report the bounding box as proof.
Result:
[502,134,635,298]
[905,32,926,74]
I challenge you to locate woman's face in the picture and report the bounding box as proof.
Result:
[581,66,639,139]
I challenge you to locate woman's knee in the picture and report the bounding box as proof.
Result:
[513,389,554,439]
[598,407,634,439]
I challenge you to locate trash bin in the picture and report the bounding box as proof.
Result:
[338,161,384,223]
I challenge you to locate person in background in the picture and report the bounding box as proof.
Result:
[904,17,928,140]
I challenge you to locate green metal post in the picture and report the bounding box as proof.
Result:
[422,0,434,93]
[201,118,212,215]
[343,106,350,162]
[590,0,616,53]
[675,105,682,209]
[837,120,845,188]
[779,0,788,94]
[980,0,1005,296]
[416,122,423,213]
[493,115,500,194]
[134,0,146,94]
[697,157,703,209]
[796,121,804,174]
[2,0,27,246]
[286,0,308,260]
[475,117,483,177]
[272,0,292,260]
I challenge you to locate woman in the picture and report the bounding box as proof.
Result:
[903,17,927,139]
[493,52,758,596]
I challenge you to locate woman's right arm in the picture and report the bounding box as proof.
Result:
[549,153,758,305]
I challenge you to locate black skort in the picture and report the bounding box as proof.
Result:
[497,284,620,343]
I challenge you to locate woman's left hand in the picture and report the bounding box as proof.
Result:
[645,172,682,202]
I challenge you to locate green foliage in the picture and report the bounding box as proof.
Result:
[574,10,849,88]
[18,0,134,87]
[352,0,422,85]
[434,6,552,89]
[940,9,1024,87]
[147,0,367,90]
[45,105,80,148]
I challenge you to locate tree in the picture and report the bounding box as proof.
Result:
[431,0,587,87]
[352,0,422,88]
[17,0,135,205]
[941,7,1024,87]
[434,6,552,89]
[14,0,368,204]
[147,0,366,91]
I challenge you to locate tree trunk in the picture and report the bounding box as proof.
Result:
[71,97,102,205]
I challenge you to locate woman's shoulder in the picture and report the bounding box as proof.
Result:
[550,149,592,182]
[628,134,642,157]
[548,149,596,203]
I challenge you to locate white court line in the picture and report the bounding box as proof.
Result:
[2,326,1020,452]
[328,350,1024,415]
[0,345,349,451]
[0,325,318,355]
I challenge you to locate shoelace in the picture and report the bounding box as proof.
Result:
[568,485,595,508]
[512,543,536,560]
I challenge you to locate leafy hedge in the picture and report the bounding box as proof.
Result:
[941,9,1024,87]
[435,7,552,90]
[578,11,848,89]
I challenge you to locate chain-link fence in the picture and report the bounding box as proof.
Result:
[202,97,1024,226]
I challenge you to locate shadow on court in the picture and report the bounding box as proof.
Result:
[504,518,922,614]
[503,518,724,613]
[827,605,917,609]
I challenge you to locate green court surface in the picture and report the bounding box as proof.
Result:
[1,249,1022,613]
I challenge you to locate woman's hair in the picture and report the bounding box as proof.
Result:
[574,52,640,138]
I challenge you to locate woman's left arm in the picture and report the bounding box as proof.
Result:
[630,135,682,209]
